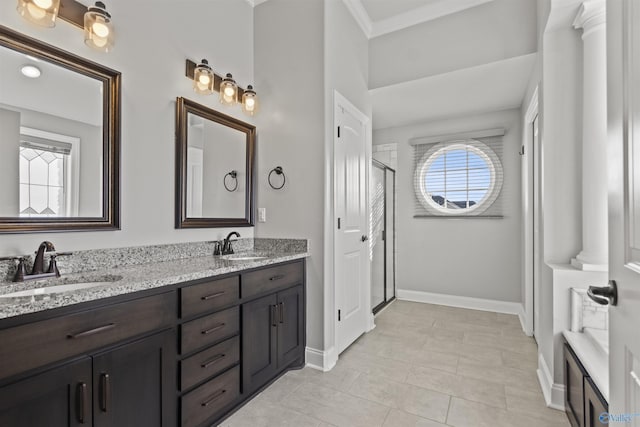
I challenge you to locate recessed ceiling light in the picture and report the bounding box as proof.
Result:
[21,64,41,78]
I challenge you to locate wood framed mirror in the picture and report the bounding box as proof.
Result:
[175,97,255,228]
[0,26,120,233]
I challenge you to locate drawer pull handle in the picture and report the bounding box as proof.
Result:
[201,389,226,407]
[269,274,285,281]
[279,302,284,323]
[67,323,116,339]
[201,353,226,368]
[271,305,277,327]
[99,373,110,412]
[76,382,88,423]
[201,323,226,335]
[201,291,226,301]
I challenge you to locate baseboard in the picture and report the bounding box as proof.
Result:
[517,304,530,336]
[537,353,566,411]
[397,289,523,315]
[305,346,338,372]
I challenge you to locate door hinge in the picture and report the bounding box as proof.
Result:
[337,217,341,229]
[337,126,341,138]
[382,229,385,241]
[519,145,525,156]
[338,309,341,321]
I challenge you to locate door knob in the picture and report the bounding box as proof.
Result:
[361,235,369,242]
[587,280,618,306]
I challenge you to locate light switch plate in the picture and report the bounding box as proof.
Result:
[258,208,266,222]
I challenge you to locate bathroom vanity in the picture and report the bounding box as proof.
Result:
[0,243,307,427]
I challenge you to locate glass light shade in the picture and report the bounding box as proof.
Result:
[193,59,214,94]
[84,2,114,52]
[219,73,238,105]
[242,85,259,116]
[16,0,60,27]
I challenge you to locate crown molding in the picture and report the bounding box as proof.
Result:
[342,0,373,38]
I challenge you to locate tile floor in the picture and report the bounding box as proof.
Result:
[221,300,570,427]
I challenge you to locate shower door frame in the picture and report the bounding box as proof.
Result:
[372,159,396,314]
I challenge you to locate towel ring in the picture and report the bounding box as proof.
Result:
[224,170,238,192]
[268,166,286,190]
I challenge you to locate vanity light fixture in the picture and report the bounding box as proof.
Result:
[242,85,259,116]
[219,73,238,106]
[21,64,41,78]
[184,59,259,116]
[193,59,215,95]
[16,0,60,28]
[84,1,113,52]
[16,0,114,52]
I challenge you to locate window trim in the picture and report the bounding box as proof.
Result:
[414,139,503,216]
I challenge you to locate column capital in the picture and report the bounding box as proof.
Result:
[573,0,606,37]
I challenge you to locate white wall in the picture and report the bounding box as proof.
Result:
[0,0,255,254]
[374,109,523,303]
[253,0,326,351]
[0,108,20,214]
[368,0,537,89]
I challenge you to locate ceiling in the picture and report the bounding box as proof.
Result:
[344,0,494,38]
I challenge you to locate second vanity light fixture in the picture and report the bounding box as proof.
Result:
[187,59,259,117]
[16,0,114,52]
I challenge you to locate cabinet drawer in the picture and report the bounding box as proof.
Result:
[241,261,303,300]
[0,292,176,379]
[181,366,239,427]
[181,276,239,319]
[181,306,239,355]
[181,336,239,391]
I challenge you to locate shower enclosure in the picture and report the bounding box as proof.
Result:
[371,160,396,314]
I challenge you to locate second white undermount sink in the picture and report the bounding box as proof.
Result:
[0,277,123,299]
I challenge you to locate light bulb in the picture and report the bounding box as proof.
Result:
[27,2,47,19]
[198,74,211,85]
[245,98,255,108]
[224,86,235,97]
[33,0,53,8]
[92,35,108,48]
[92,20,110,38]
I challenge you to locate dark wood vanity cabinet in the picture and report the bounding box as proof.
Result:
[0,292,177,427]
[564,341,609,427]
[242,265,305,395]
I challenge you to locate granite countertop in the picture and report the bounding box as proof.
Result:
[563,330,609,402]
[0,250,309,321]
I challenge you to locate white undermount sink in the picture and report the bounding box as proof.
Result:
[0,278,122,298]
[222,254,268,261]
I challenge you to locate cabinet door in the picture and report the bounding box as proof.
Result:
[93,329,176,427]
[0,357,92,427]
[277,285,304,368]
[564,344,586,427]
[584,377,608,427]
[242,293,278,394]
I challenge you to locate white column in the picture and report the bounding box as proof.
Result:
[571,0,608,271]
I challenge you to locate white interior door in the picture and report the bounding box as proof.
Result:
[608,0,640,419]
[335,92,369,355]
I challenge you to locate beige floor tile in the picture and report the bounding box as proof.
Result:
[424,337,503,365]
[446,397,555,427]
[456,360,540,390]
[285,363,360,392]
[406,365,506,409]
[221,400,323,427]
[348,374,451,422]
[383,409,450,427]
[256,372,305,403]
[281,382,390,427]
[411,347,458,373]
[502,349,538,371]
[339,348,412,381]
[505,386,571,425]
[462,331,538,354]
[432,319,501,336]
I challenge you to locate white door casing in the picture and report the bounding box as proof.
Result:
[608,0,640,420]
[334,91,370,355]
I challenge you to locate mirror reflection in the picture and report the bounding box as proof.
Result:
[0,41,103,218]
[186,112,246,219]
[176,97,255,228]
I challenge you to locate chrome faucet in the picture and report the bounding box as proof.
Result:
[222,232,240,255]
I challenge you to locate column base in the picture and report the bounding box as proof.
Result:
[570,257,608,272]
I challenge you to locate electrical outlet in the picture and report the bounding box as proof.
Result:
[258,208,266,222]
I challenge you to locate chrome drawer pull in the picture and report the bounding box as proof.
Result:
[67,323,116,339]
[201,389,226,407]
[201,291,226,301]
[201,323,225,335]
[269,274,285,281]
[201,353,226,369]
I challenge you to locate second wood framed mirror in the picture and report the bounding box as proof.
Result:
[175,97,255,228]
